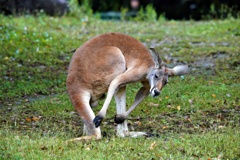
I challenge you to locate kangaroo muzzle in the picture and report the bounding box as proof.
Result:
[150,87,160,97]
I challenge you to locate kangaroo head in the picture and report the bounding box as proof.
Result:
[147,48,188,97]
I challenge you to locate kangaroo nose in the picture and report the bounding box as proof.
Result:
[153,89,160,97]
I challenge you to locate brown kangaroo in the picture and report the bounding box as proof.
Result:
[67,32,188,140]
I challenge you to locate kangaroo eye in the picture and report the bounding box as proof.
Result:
[155,74,159,79]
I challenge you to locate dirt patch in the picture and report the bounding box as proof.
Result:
[189,51,229,75]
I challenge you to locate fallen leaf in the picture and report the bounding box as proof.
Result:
[162,126,168,129]
[218,125,224,129]
[208,81,214,85]
[218,154,223,159]
[212,94,216,98]
[32,117,40,122]
[177,106,181,111]
[189,99,194,106]
[26,117,31,122]
[149,102,159,107]
[149,141,157,150]
[134,121,142,126]
[85,147,91,150]
[187,118,192,122]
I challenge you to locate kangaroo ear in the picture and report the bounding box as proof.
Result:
[165,65,188,76]
[149,48,162,68]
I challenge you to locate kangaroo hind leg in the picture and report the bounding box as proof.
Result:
[114,86,130,137]
[68,90,101,141]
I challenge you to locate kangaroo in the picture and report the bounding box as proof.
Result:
[67,32,188,140]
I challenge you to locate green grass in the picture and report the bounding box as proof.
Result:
[0,13,240,159]
[1,128,239,159]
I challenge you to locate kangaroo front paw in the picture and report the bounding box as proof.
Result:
[93,115,103,128]
[114,114,126,124]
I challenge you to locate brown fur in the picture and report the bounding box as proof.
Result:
[67,33,154,109]
[66,32,188,140]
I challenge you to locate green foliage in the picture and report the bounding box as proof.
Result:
[120,7,128,21]
[203,3,240,20]
[145,4,157,21]
[133,6,145,21]
[158,13,166,23]
[68,0,93,19]
[134,4,157,22]
[80,0,93,16]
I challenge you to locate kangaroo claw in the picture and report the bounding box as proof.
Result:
[93,115,103,128]
[114,114,126,124]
